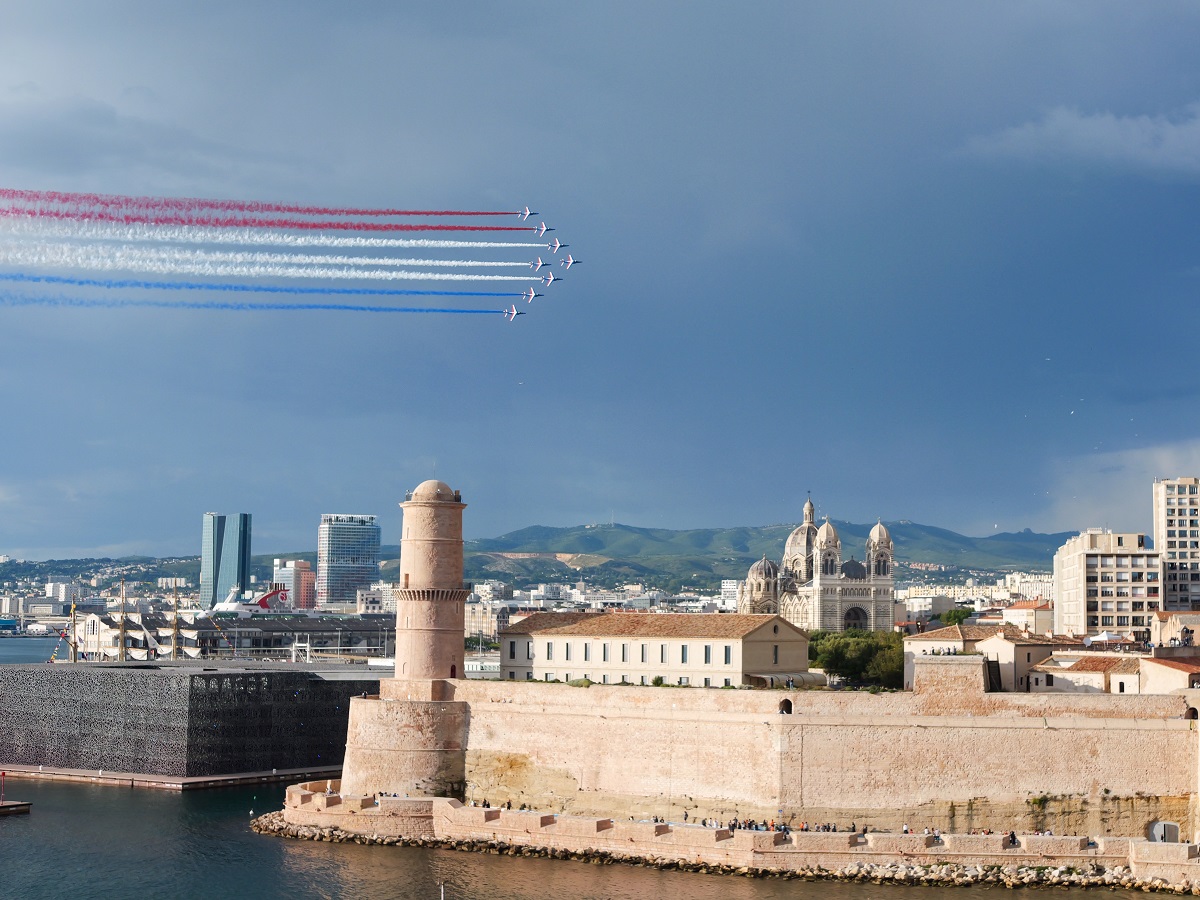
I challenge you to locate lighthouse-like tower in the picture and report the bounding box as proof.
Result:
[338,479,469,798]
[394,480,469,684]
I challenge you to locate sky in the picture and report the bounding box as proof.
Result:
[1,1,1199,559]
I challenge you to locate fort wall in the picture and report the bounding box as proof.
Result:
[451,659,1198,838]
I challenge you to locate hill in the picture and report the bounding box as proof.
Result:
[463,521,1071,591]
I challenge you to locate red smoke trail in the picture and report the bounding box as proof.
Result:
[0,188,517,217]
[0,206,534,232]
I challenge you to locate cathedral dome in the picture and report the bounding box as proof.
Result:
[816,519,840,548]
[748,556,778,579]
[802,496,815,521]
[841,558,867,580]
[869,520,892,545]
[783,522,818,560]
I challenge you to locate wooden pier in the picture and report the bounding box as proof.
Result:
[0,800,32,815]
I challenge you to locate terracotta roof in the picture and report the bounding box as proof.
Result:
[501,611,803,639]
[1006,600,1052,610]
[1154,611,1200,622]
[1066,657,1127,673]
[1110,658,1142,675]
[1144,658,1200,674]
[907,623,1080,645]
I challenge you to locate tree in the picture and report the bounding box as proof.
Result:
[937,608,972,627]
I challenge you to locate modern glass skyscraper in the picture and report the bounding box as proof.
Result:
[317,514,381,606]
[200,512,252,608]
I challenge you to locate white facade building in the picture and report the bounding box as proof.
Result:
[1052,529,1160,640]
[1153,476,1200,612]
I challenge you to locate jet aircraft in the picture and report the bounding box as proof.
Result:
[529,256,548,271]
[547,238,568,253]
[518,206,538,221]
[559,254,581,269]
[541,271,559,287]
[534,221,554,237]
[521,287,543,303]
[504,305,526,322]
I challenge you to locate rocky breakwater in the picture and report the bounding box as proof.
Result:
[252,813,1200,891]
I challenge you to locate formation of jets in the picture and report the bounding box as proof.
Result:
[505,206,577,322]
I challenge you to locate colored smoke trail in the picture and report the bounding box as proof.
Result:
[0,219,547,249]
[0,290,503,314]
[0,187,517,217]
[0,272,526,298]
[0,246,540,281]
[0,206,534,233]
[0,239,530,269]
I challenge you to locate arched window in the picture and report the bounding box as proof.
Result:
[779,699,793,714]
[450,664,457,678]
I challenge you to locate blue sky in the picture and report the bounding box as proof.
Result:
[1,2,1199,558]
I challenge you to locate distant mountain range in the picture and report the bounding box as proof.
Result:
[1,521,1070,593]
[458,521,1071,591]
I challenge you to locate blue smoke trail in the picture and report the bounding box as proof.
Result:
[0,271,522,298]
[0,290,502,315]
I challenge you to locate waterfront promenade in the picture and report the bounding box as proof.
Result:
[270,779,1200,890]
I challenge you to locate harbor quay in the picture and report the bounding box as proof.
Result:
[261,784,1200,890]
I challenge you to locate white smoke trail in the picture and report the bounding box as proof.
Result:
[0,239,528,269]
[0,217,545,250]
[0,244,541,282]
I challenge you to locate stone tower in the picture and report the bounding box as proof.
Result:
[394,480,469,683]
[338,479,469,798]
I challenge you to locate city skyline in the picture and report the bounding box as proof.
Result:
[1,4,1198,558]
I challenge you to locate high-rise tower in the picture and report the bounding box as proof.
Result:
[1154,476,1200,612]
[317,514,381,606]
[199,512,251,608]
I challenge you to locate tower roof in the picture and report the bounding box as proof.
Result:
[410,479,456,501]
[869,519,893,545]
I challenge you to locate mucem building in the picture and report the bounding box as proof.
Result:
[0,660,377,779]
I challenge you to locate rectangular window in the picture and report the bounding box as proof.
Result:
[704,677,711,687]
[508,671,515,680]
[704,644,712,665]
[583,643,590,662]
[1119,682,1125,693]
[679,676,689,686]
[660,644,667,664]
[724,645,732,665]
[681,645,689,664]
[526,641,533,660]
[724,678,731,687]
[602,674,609,684]
[526,672,533,680]
[641,643,647,663]
[545,673,552,681]
[565,643,571,661]
[603,643,610,662]
[640,675,646,685]
[621,644,628,663]
[546,642,553,661]
[773,645,779,665]
[508,640,516,660]
[1046,674,1054,686]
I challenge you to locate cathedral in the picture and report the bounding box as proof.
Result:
[736,497,895,632]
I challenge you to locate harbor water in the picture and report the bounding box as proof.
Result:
[1,638,1142,899]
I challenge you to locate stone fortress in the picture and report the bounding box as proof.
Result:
[737,497,895,632]
[276,480,1200,882]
